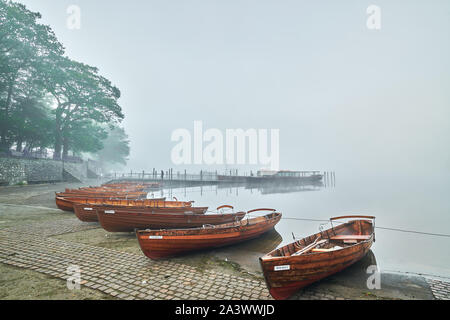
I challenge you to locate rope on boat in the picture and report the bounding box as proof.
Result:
[281,217,450,238]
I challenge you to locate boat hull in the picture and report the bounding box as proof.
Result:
[57,197,179,213]
[57,192,146,198]
[260,218,375,300]
[137,212,282,259]
[97,208,245,232]
[73,201,191,223]
[73,204,99,222]
[262,241,372,299]
[55,197,75,212]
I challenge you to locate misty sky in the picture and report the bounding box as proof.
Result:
[18,0,450,178]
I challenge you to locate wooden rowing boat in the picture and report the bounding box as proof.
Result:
[55,194,164,212]
[72,199,195,222]
[62,189,148,197]
[260,215,375,300]
[56,197,187,212]
[78,186,146,192]
[73,204,100,222]
[136,209,282,259]
[57,192,146,198]
[96,205,245,232]
[55,195,151,211]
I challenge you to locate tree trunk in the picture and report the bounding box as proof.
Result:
[62,135,69,159]
[53,109,63,160]
[16,137,23,152]
[0,78,14,151]
[54,131,62,160]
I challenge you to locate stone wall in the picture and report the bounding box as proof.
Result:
[0,158,26,185]
[0,157,89,185]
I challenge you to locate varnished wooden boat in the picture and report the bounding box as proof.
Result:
[260,215,375,300]
[56,192,144,205]
[73,204,100,222]
[56,197,183,212]
[78,186,146,192]
[97,205,245,232]
[56,196,138,211]
[57,192,146,198]
[62,189,147,197]
[136,209,282,259]
[72,199,196,222]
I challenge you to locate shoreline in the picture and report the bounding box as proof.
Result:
[0,182,448,300]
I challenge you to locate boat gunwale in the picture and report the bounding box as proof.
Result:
[260,218,375,262]
[96,207,236,216]
[136,211,282,235]
[58,197,192,207]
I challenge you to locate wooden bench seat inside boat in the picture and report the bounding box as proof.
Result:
[330,235,371,241]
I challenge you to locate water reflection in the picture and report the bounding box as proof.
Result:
[325,250,378,289]
[224,229,283,254]
[155,178,334,199]
[246,180,324,195]
[211,229,283,272]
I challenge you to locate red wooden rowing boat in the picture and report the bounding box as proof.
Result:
[260,216,375,300]
[72,199,194,222]
[136,209,282,259]
[55,195,162,212]
[61,190,147,197]
[96,205,245,232]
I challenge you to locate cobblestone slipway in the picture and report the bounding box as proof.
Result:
[0,217,449,300]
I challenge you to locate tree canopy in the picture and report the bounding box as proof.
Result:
[0,0,129,168]
[96,126,130,170]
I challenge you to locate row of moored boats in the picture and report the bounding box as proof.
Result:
[56,182,376,300]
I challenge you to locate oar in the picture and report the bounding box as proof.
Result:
[292,236,327,256]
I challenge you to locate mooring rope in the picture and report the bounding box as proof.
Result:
[374,226,450,238]
[197,214,450,238]
[282,217,329,223]
[164,191,450,238]
[281,217,450,238]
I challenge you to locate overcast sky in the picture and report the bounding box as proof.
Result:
[18,0,450,178]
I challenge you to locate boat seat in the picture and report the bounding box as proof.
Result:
[330,235,371,241]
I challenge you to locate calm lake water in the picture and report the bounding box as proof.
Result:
[151,175,450,279]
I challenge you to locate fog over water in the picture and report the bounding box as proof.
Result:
[20,1,450,175]
[19,1,450,276]
[159,180,450,278]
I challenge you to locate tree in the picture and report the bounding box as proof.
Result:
[0,0,125,160]
[96,126,130,168]
[39,55,124,159]
[0,0,63,152]
[9,95,54,152]
[63,120,107,157]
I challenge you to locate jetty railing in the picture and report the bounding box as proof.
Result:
[106,169,328,183]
